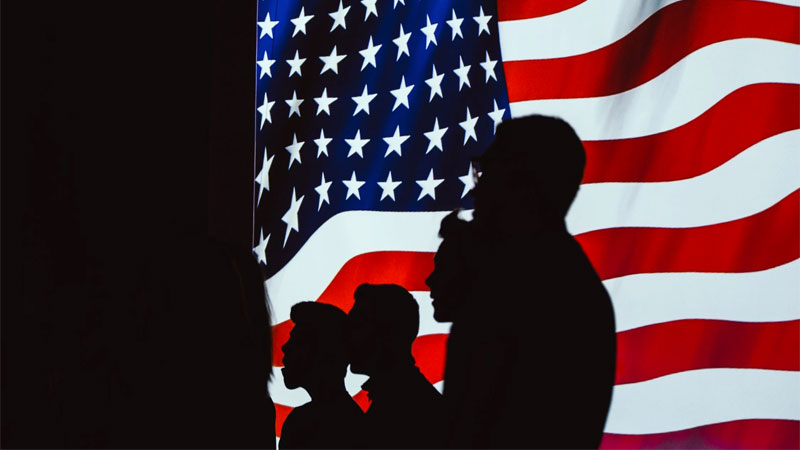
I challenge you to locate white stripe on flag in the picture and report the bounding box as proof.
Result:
[605,368,800,434]
[607,259,800,332]
[508,39,800,139]
[568,129,800,235]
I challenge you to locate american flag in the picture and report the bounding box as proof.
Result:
[253,0,800,448]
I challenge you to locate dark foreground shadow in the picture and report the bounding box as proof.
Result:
[121,239,276,449]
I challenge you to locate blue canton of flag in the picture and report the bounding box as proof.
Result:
[254,0,509,277]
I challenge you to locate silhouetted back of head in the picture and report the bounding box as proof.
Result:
[474,115,585,227]
[348,284,419,375]
[282,301,349,389]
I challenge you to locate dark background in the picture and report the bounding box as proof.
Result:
[2,1,257,446]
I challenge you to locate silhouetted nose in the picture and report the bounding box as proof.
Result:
[425,271,435,292]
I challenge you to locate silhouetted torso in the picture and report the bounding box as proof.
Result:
[347,284,446,449]
[437,115,616,449]
[445,228,615,449]
[280,391,363,449]
[359,366,445,449]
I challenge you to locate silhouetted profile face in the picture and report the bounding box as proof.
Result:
[347,284,419,375]
[281,324,313,390]
[281,302,349,391]
[427,211,473,322]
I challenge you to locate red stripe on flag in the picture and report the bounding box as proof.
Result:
[616,319,800,385]
[600,419,800,449]
[275,402,292,438]
[503,0,800,102]
[497,0,586,21]
[576,190,800,280]
[582,83,800,183]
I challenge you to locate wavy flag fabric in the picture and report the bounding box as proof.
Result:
[253,0,800,447]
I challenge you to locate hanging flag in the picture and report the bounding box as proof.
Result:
[254,0,800,447]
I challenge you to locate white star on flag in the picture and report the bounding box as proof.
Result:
[425,65,445,101]
[345,130,370,158]
[473,6,492,36]
[314,129,332,157]
[488,99,505,133]
[329,0,351,31]
[458,162,476,198]
[424,118,448,153]
[281,188,304,246]
[285,133,304,169]
[416,169,444,200]
[286,50,306,77]
[257,51,275,79]
[352,85,377,116]
[420,15,438,49]
[459,107,479,144]
[315,173,332,210]
[446,9,463,41]
[257,12,279,39]
[378,172,402,201]
[342,171,366,200]
[359,36,382,71]
[291,7,314,37]
[480,51,498,83]
[390,76,414,111]
[314,88,337,116]
[383,125,409,157]
[320,46,347,75]
[453,56,472,91]
[285,90,304,118]
[252,229,269,265]
[393,24,412,60]
[254,148,274,205]
[361,0,377,20]
[257,92,275,129]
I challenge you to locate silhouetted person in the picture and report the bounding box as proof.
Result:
[347,284,446,449]
[124,239,277,449]
[438,115,617,449]
[279,302,363,449]
[426,210,476,323]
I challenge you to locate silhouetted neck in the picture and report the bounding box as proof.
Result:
[304,377,350,403]
[361,362,421,399]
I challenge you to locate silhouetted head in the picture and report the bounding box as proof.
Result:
[347,284,419,375]
[426,211,474,322]
[472,115,585,232]
[281,302,349,391]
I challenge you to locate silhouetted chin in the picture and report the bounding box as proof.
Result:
[281,367,301,390]
[431,300,453,323]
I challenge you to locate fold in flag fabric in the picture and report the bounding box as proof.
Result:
[254,0,800,447]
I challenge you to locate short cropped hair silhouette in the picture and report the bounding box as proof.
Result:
[279,302,363,449]
[473,114,586,235]
[443,115,616,449]
[426,210,475,323]
[347,284,445,449]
